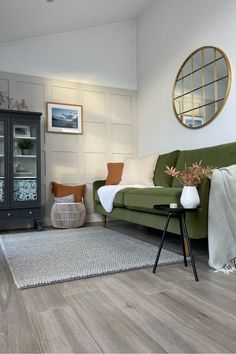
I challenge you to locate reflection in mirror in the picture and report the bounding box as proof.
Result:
[183,76,191,93]
[193,51,202,71]
[172,46,231,129]
[192,70,202,90]
[182,58,192,76]
[204,63,214,85]
[203,47,215,65]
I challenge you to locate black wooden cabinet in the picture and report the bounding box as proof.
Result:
[0,109,42,230]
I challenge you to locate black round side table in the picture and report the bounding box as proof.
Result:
[153,204,199,281]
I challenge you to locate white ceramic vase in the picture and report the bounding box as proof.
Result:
[180,186,200,209]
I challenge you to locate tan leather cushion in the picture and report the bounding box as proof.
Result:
[105,162,124,185]
[51,182,85,202]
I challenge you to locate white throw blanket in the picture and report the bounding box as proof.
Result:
[208,165,236,273]
[97,185,147,213]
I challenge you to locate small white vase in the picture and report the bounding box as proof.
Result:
[180,186,200,209]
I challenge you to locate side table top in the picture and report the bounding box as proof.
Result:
[154,204,200,213]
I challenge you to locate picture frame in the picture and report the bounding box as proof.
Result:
[13,125,31,138]
[183,116,203,128]
[46,102,83,135]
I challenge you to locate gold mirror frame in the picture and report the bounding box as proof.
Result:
[172,46,232,129]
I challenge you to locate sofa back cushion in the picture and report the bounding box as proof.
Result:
[172,141,236,187]
[119,155,158,186]
[153,150,179,187]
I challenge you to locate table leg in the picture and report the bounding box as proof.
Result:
[178,215,187,267]
[181,214,199,281]
[153,213,171,273]
[102,215,107,228]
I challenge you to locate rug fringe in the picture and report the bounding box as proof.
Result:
[215,257,236,274]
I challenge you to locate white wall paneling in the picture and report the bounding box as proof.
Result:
[50,134,79,148]
[0,71,136,226]
[15,81,45,112]
[51,85,77,104]
[112,153,133,162]
[84,152,107,178]
[51,151,79,177]
[0,78,9,93]
[111,94,132,124]
[0,79,9,109]
[84,122,107,153]
[83,90,107,123]
[111,124,133,153]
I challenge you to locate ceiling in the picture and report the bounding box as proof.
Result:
[0,0,153,42]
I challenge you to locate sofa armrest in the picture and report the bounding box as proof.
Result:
[93,180,106,205]
[198,178,210,212]
[93,180,106,211]
[93,180,106,192]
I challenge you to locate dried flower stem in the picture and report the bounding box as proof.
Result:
[165,160,214,187]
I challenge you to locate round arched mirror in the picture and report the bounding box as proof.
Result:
[172,46,231,129]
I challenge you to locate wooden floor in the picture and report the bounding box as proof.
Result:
[0,222,236,353]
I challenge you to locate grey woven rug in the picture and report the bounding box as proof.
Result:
[0,226,183,289]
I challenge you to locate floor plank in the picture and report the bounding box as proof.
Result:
[93,273,232,353]
[66,290,165,353]
[28,306,102,353]
[0,222,236,353]
[0,288,40,353]
[21,284,68,314]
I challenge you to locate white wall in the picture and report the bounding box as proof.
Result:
[137,0,236,154]
[0,21,137,90]
[0,71,136,226]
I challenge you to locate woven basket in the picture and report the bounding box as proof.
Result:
[51,202,86,229]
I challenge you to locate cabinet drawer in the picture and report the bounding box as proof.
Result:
[0,208,41,220]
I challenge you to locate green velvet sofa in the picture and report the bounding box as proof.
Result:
[93,141,236,239]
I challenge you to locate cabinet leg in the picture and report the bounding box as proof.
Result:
[34,219,43,231]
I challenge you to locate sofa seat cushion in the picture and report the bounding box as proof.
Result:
[94,187,135,207]
[124,187,182,213]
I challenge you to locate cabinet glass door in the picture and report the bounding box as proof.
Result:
[0,121,5,203]
[13,122,38,202]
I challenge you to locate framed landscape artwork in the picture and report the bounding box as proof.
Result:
[46,102,83,134]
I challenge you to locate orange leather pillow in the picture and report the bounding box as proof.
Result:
[51,182,85,202]
[105,163,124,185]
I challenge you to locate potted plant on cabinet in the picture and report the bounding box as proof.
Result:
[17,139,33,155]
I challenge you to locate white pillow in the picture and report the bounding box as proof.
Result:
[54,194,75,203]
[119,155,158,186]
